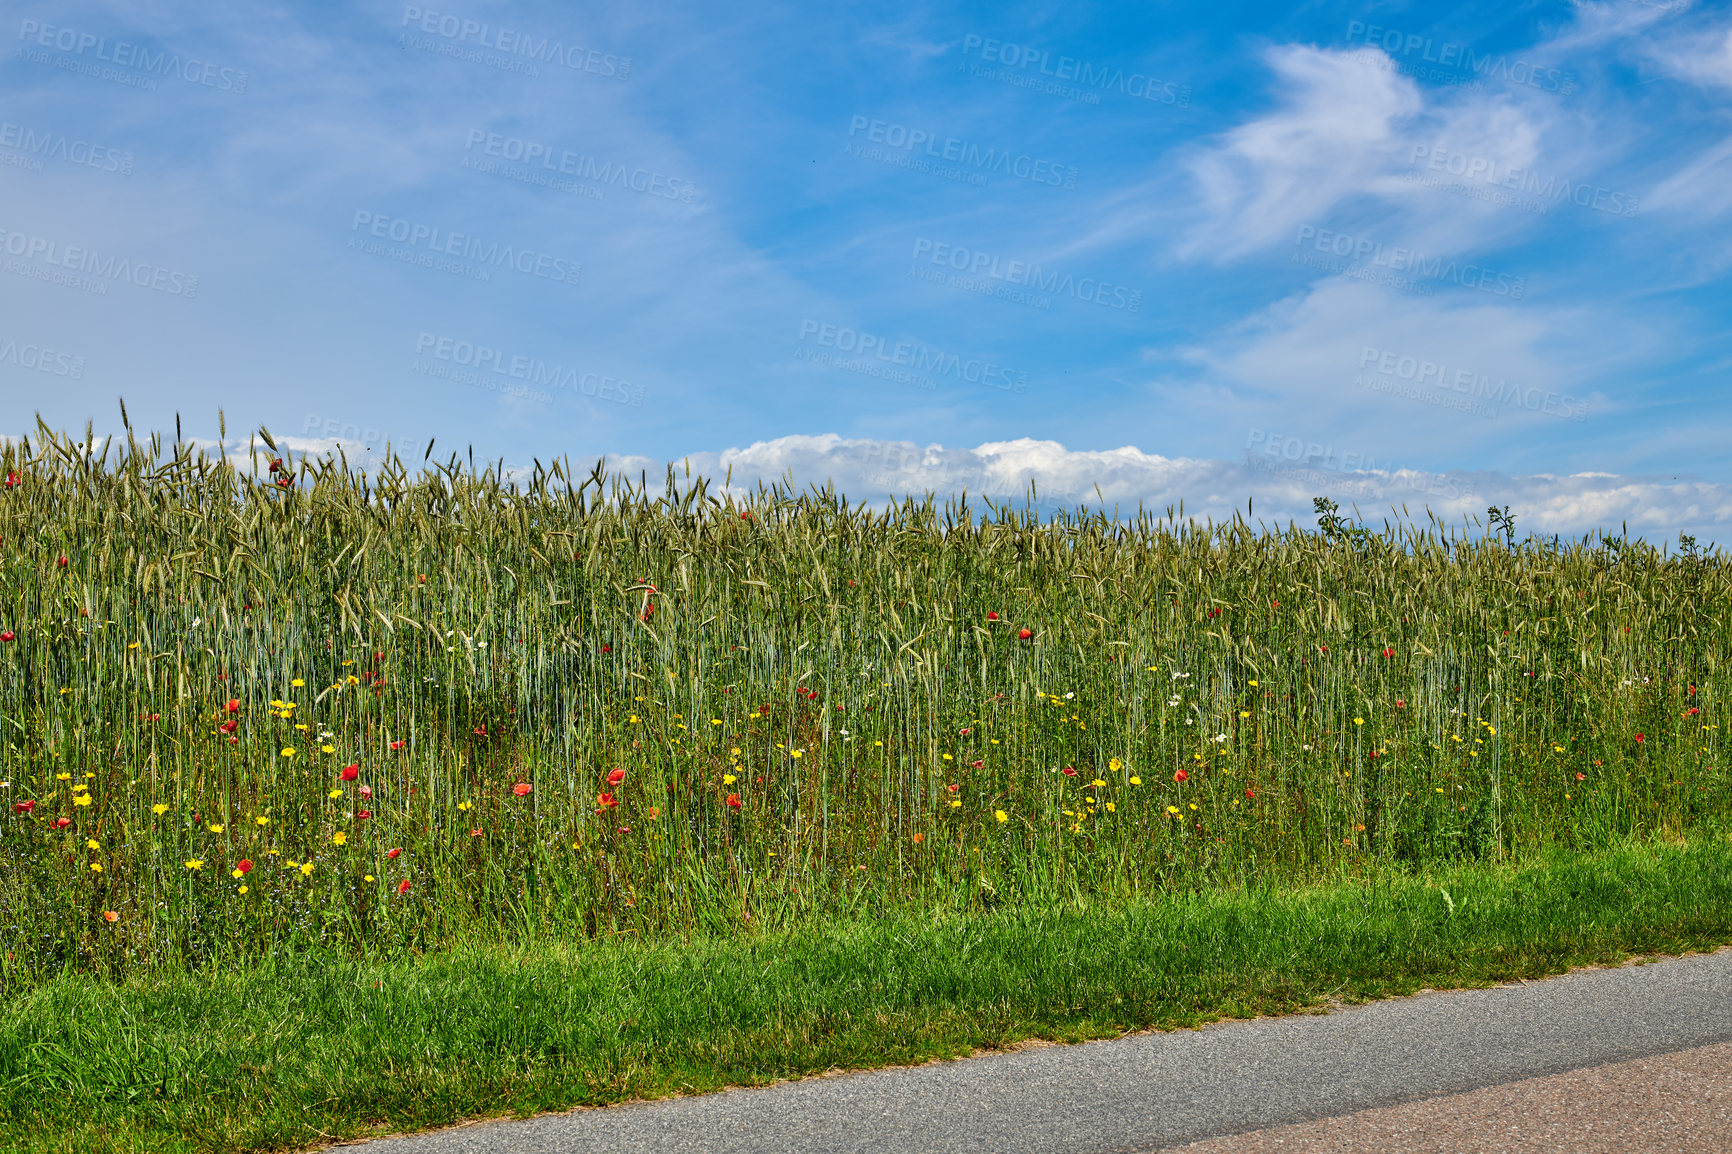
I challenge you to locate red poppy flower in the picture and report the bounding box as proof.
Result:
[1245,788,1256,798]
[52,816,70,828]
[224,699,240,714]
[1061,766,1078,777]
[340,764,359,781]
[2,471,17,488]
[1575,772,1586,781]
[947,784,959,793]
[235,859,253,874]
[470,828,482,837]
[1018,628,1033,640]
[986,611,999,621]
[268,457,282,474]
[219,720,238,734]
[387,847,402,859]
[12,800,33,813]
[646,807,659,819]
[1395,699,1406,709]
[356,810,372,820]
[1381,647,1395,659]
[102,910,118,923]
[1686,707,1701,717]
[617,826,631,834]
[389,739,405,751]
[397,879,411,894]
[512,783,532,796]
[759,704,771,715]
[971,759,985,769]
[725,792,742,809]
[358,785,372,799]
[606,769,626,787]
[597,792,617,809]
[1635,733,1645,743]
[1174,769,1189,783]
[0,631,13,642]
[472,724,487,737]
[56,556,67,568]
[600,645,611,654]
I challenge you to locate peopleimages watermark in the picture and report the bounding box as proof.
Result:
[0,225,198,297]
[0,334,84,378]
[0,121,132,175]
[1292,225,1526,299]
[301,414,397,454]
[796,319,1028,394]
[348,212,581,286]
[413,332,643,406]
[1404,144,1638,218]
[958,34,1189,108]
[15,19,248,93]
[844,116,1077,189]
[909,237,1142,312]
[1344,21,1575,96]
[860,441,991,493]
[1245,428,1477,501]
[461,130,695,204]
[1356,346,1588,422]
[398,7,629,80]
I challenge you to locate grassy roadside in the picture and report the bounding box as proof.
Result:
[6,837,1732,1154]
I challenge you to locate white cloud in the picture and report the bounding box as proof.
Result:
[123,429,1732,545]
[647,433,1728,544]
[1149,279,1640,476]
[1180,45,1424,261]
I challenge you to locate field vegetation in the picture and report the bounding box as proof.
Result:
[2,419,1731,1151]
[0,421,1725,990]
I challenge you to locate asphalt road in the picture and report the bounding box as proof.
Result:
[348,949,1732,1154]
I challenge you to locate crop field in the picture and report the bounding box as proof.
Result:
[0,423,1728,991]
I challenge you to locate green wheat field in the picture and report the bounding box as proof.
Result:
[2,419,1731,1152]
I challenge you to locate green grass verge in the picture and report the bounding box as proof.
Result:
[6,838,1732,1154]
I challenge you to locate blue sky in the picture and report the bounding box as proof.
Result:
[2,0,1730,540]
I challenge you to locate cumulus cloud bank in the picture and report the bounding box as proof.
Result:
[178,429,1732,546]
